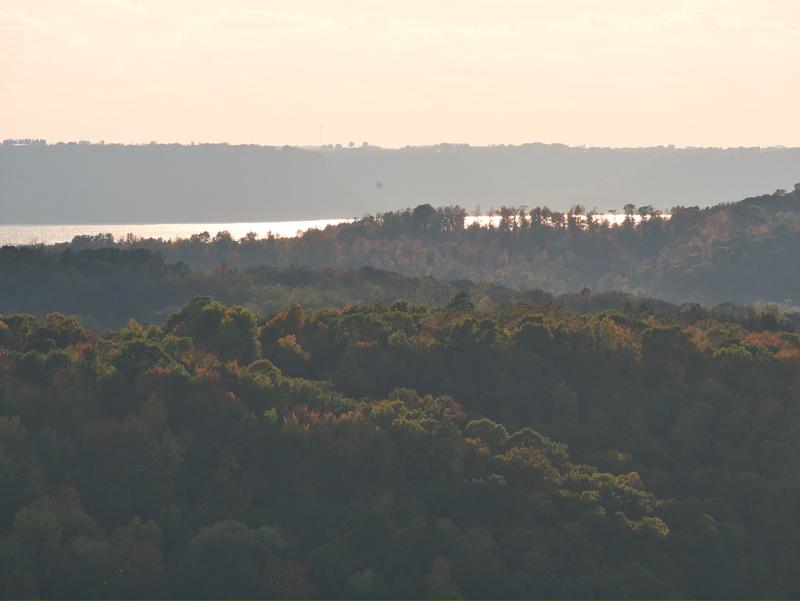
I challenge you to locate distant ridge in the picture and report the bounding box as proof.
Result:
[2,142,799,224]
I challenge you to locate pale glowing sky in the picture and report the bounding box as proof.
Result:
[2,0,799,147]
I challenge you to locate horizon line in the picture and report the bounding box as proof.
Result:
[3,138,800,152]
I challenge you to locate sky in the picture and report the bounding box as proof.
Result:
[2,0,799,148]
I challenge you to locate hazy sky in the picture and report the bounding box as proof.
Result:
[2,0,799,147]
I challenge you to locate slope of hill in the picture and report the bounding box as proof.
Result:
[11,247,778,330]
[3,297,800,598]
[2,142,799,223]
[48,187,800,308]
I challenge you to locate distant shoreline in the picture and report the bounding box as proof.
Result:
[4,143,797,224]
[0,214,669,246]
[5,138,800,152]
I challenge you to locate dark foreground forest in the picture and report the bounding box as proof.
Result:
[2,294,800,598]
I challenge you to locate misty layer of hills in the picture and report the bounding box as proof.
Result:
[2,142,799,223]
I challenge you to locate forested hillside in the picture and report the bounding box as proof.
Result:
[1,246,789,331]
[59,186,800,307]
[6,0,799,597]
[2,298,800,598]
[3,186,800,599]
[3,142,799,223]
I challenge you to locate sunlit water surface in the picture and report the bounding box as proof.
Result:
[0,214,666,246]
[0,219,354,246]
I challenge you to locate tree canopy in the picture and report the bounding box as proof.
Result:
[2,296,800,598]
[36,186,800,309]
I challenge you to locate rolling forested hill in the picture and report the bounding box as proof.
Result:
[3,295,800,598]
[48,186,800,308]
[2,141,799,223]
[3,185,800,599]
[0,246,792,332]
